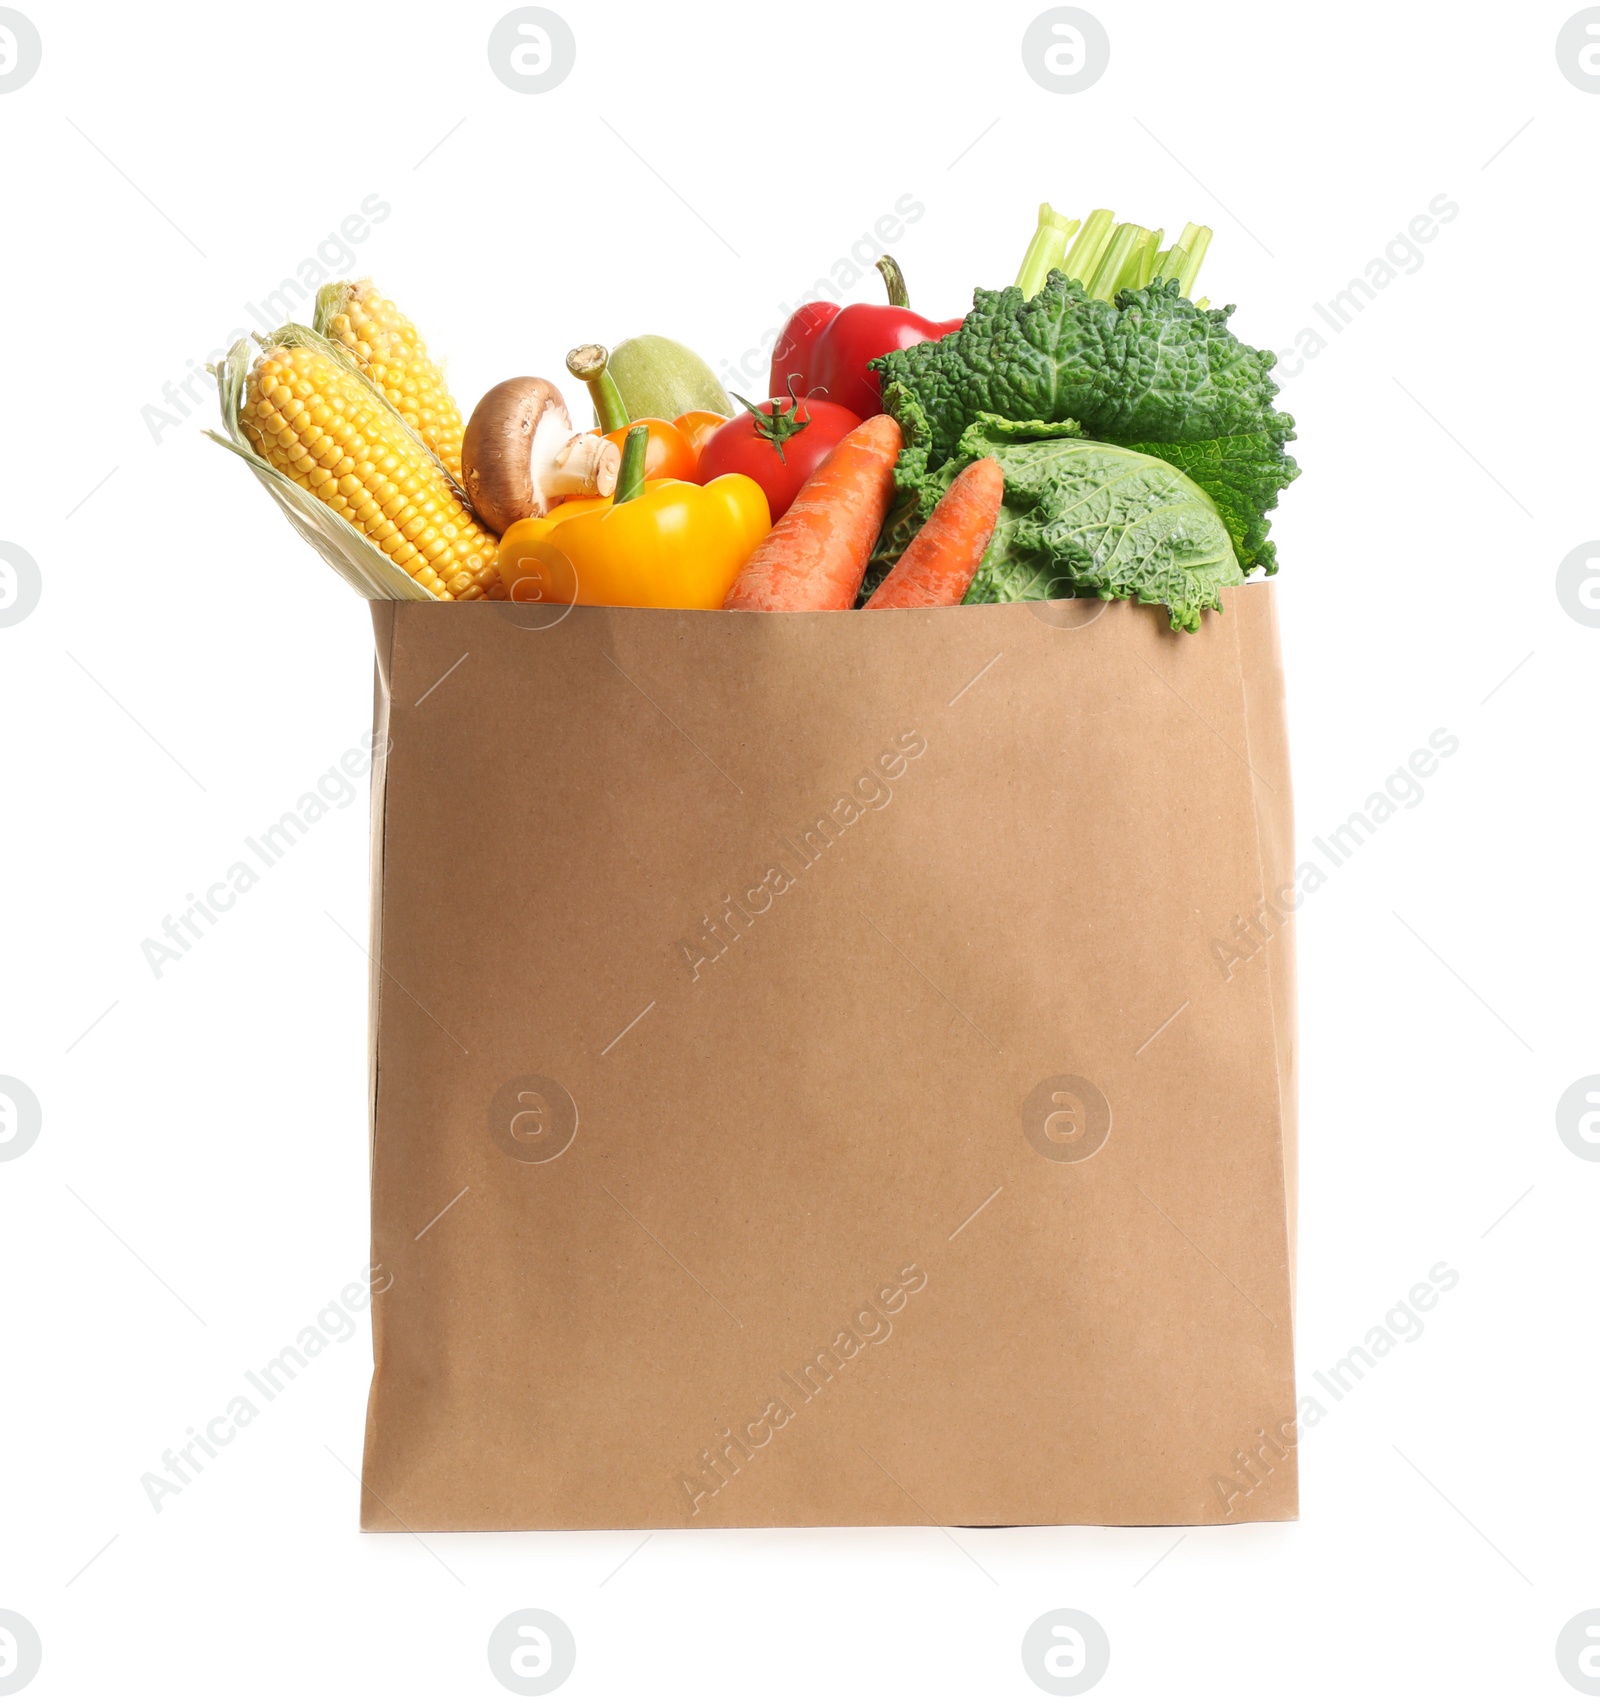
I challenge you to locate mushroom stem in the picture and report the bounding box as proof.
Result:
[565,343,631,434]
[546,430,619,500]
[462,375,622,531]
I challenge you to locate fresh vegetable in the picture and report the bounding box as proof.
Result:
[613,424,650,503]
[214,199,1299,628]
[234,326,500,600]
[461,378,619,532]
[723,415,901,612]
[1152,223,1212,300]
[864,457,1003,610]
[696,392,862,520]
[601,418,697,482]
[767,301,840,399]
[872,269,1297,602]
[315,280,466,481]
[606,334,733,422]
[566,342,632,433]
[495,425,769,610]
[932,417,1243,631]
[1030,208,1212,303]
[781,257,961,419]
[1014,204,1080,299]
[673,409,728,462]
[565,342,698,481]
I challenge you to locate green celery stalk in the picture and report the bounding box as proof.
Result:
[1085,223,1131,296]
[1177,224,1213,298]
[1015,203,1080,298]
[1088,224,1147,299]
[1153,242,1189,286]
[1061,209,1114,285]
[1125,230,1153,289]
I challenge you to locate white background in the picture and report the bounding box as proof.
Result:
[1,0,1596,1698]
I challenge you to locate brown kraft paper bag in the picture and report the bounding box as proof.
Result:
[359,582,1297,1531]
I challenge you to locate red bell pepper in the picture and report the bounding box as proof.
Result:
[767,301,839,401]
[768,256,962,419]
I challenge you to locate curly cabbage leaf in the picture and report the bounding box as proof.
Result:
[873,273,1297,582]
[938,416,1243,632]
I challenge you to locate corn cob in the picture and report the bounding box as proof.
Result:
[317,280,465,482]
[238,337,500,600]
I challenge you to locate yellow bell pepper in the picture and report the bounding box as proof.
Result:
[495,437,769,610]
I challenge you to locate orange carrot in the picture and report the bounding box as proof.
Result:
[864,458,1004,610]
[722,415,902,611]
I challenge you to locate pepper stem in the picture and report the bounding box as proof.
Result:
[875,254,911,309]
[613,424,650,505]
[565,343,630,433]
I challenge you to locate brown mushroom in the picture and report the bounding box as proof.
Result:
[461,377,619,533]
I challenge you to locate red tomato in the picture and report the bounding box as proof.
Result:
[696,396,862,519]
[600,417,697,483]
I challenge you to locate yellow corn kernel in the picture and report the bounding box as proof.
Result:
[322,281,466,482]
[239,344,500,600]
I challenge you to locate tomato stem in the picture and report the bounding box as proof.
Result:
[732,389,810,466]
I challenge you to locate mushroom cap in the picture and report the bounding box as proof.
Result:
[462,376,569,534]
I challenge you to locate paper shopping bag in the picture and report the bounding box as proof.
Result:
[359,584,1297,1530]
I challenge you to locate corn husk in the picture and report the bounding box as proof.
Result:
[206,327,451,602]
